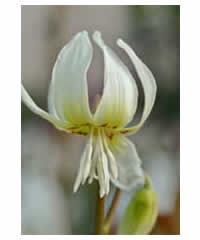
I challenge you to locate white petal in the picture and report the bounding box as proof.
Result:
[109,136,145,190]
[92,31,138,128]
[117,39,157,134]
[48,31,93,125]
[21,85,68,130]
[96,157,106,198]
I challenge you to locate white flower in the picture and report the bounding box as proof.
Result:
[21,31,157,197]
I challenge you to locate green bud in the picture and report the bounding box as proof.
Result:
[118,175,158,235]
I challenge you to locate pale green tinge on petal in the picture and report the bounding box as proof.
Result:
[117,39,157,134]
[48,31,93,125]
[118,175,158,235]
[92,31,138,128]
[21,85,68,131]
[108,136,145,190]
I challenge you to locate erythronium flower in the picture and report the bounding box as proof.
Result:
[21,31,157,198]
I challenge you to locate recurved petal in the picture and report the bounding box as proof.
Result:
[48,31,93,125]
[109,136,145,190]
[117,39,157,135]
[92,31,138,128]
[21,85,69,131]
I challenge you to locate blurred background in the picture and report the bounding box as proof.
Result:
[21,5,180,235]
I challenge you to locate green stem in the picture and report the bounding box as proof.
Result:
[95,188,122,234]
[103,189,121,234]
[96,194,106,234]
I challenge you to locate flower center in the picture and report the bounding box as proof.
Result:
[73,126,118,197]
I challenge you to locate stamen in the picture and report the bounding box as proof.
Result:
[102,152,110,194]
[101,129,118,180]
[76,127,114,196]
[96,156,106,198]
[98,129,110,196]
[88,137,98,184]
[81,128,94,184]
[73,149,87,192]
[73,171,82,193]
[73,128,94,192]
[81,144,93,184]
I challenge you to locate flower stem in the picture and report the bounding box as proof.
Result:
[95,188,122,234]
[103,188,121,234]
[96,195,106,234]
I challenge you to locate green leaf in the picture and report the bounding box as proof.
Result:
[118,175,158,235]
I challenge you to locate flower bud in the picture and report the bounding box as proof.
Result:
[118,175,158,235]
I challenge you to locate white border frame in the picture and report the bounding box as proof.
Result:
[4,1,196,240]
[20,0,180,6]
